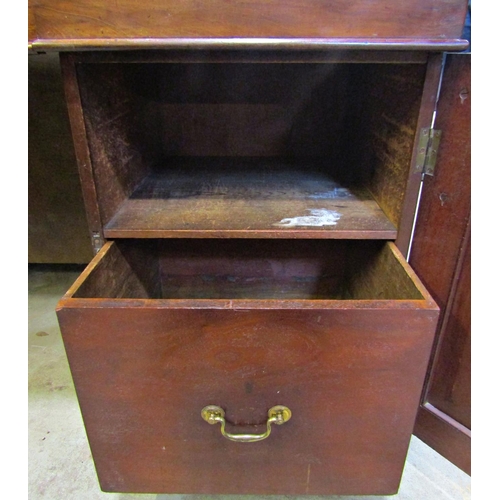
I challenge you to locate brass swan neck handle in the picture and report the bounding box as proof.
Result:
[201,405,292,443]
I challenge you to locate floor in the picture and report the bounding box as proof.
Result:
[28,265,471,500]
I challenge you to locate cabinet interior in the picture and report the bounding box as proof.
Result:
[73,240,424,301]
[76,60,427,239]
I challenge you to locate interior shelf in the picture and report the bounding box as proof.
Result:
[103,158,397,239]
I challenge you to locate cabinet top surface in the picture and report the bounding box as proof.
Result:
[29,0,469,52]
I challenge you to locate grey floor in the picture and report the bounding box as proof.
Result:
[28,265,471,500]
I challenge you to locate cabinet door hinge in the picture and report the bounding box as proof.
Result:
[91,232,105,254]
[416,127,442,176]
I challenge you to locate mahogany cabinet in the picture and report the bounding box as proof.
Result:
[28,0,469,494]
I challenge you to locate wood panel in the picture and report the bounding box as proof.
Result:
[410,53,471,474]
[157,239,350,300]
[28,53,93,263]
[350,62,427,236]
[76,63,158,227]
[29,0,469,51]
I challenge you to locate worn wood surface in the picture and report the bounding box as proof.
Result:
[28,53,93,263]
[103,160,396,239]
[410,53,470,474]
[29,0,468,51]
[57,239,438,493]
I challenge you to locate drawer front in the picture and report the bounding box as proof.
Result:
[57,303,437,495]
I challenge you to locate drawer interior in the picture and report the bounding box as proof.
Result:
[72,239,424,301]
[75,59,427,238]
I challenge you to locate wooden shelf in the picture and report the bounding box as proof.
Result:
[103,158,396,239]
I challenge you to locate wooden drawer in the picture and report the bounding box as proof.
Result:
[57,239,438,495]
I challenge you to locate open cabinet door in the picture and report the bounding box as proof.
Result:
[409,52,471,474]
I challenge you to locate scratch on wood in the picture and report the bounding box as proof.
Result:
[306,463,311,493]
[308,188,353,199]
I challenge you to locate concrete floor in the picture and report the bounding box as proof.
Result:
[28,265,471,500]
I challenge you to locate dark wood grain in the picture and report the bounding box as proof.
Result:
[28,53,93,263]
[57,240,438,494]
[410,53,470,474]
[29,0,468,51]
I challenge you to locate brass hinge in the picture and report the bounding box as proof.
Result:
[91,232,104,254]
[416,127,442,176]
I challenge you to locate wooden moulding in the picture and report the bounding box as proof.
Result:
[31,38,469,53]
[29,0,469,52]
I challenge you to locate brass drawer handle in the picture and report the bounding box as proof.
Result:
[201,405,292,443]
